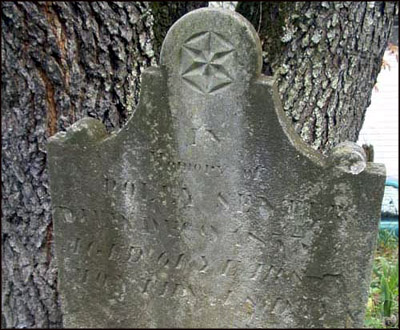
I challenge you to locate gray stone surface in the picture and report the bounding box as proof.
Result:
[48,8,386,328]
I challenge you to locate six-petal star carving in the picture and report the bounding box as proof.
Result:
[180,32,235,94]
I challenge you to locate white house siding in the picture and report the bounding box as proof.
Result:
[357,50,399,180]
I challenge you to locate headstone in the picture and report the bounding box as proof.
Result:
[48,8,386,328]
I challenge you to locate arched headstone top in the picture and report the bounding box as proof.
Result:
[160,8,262,95]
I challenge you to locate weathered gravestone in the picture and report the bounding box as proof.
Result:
[48,8,386,328]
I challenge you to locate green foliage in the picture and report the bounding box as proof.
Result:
[378,229,398,251]
[365,230,399,328]
[377,257,398,316]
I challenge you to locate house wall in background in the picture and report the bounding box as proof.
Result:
[357,50,399,180]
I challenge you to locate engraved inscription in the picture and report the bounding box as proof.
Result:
[244,296,256,319]
[258,197,274,220]
[104,176,135,198]
[221,259,240,276]
[281,199,314,238]
[70,237,81,254]
[175,254,185,269]
[129,246,143,262]
[60,202,313,306]
[87,241,95,256]
[238,192,252,213]
[160,282,169,297]
[205,128,220,143]
[248,232,266,246]
[95,271,108,286]
[149,150,225,176]
[144,217,159,234]
[199,256,208,273]
[142,278,154,294]
[191,126,221,146]
[76,269,109,288]
[237,193,274,220]
[55,206,74,224]
[140,278,195,299]
[250,263,264,280]
[157,252,170,268]
[180,31,235,94]
[200,224,218,242]
[181,187,193,207]
[224,290,233,305]
[217,192,230,210]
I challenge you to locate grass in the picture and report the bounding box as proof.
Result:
[364,229,398,328]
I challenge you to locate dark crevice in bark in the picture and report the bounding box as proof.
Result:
[149,2,208,63]
[37,67,58,137]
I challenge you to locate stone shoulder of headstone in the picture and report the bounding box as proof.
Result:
[48,66,164,146]
[47,7,386,329]
[48,117,107,145]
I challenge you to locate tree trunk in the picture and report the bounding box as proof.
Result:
[237,1,398,153]
[1,2,205,328]
[1,1,397,328]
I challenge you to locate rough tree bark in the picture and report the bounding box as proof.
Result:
[1,2,205,328]
[237,1,398,153]
[1,1,397,328]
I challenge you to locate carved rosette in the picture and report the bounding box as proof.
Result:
[180,31,235,94]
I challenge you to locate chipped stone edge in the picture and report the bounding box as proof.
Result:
[48,117,108,146]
